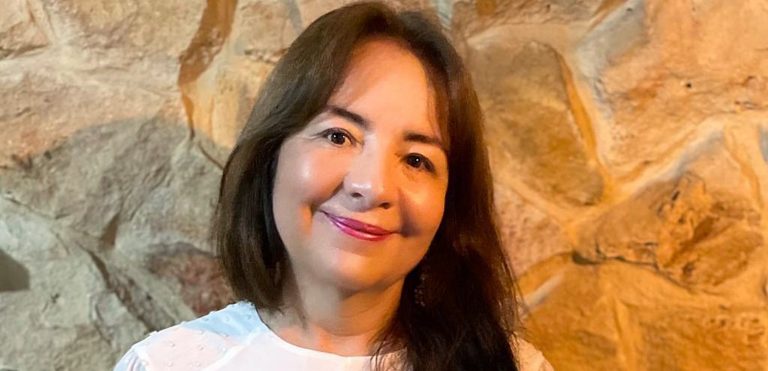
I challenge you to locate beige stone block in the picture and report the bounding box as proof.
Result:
[180,53,272,157]
[0,72,165,169]
[0,0,49,58]
[577,0,768,176]
[470,39,604,207]
[576,133,764,288]
[0,199,136,370]
[521,257,768,370]
[520,256,626,370]
[42,0,204,55]
[635,308,768,370]
[37,0,205,88]
[452,0,609,34]
[178,0,286,157]
[495,184,573,275]
[235,0,300,61]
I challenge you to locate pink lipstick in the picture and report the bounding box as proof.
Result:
[322,212,394,241]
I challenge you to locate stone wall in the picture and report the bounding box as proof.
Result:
[1,0,766,369]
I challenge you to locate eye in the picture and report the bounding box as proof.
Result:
[405,154,435,173]
[321,128,355,146]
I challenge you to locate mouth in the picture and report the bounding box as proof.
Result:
[321,211,395,242]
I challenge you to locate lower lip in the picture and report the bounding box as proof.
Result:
[324,213,392,242]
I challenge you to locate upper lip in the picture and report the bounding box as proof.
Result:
[321,211,396,235]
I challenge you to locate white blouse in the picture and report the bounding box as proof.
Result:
[115,301,553,371]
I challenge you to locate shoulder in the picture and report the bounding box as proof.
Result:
[114,301,264,371]
[515,338,554,371]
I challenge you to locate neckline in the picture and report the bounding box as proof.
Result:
[241,301,384,362]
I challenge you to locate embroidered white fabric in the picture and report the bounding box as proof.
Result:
[115,302,553,371]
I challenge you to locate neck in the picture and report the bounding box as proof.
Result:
[258,273,404,356]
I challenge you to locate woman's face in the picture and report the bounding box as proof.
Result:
[272,39,449,292]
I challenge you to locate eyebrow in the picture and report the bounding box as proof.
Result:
[326,105,446,152]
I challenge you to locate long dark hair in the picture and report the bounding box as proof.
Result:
[212,2,520,370]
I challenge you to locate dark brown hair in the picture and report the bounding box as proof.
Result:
[213,2,520,370]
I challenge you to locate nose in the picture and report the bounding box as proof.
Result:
[343,146,396,211]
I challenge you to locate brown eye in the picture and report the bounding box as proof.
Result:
[406,154,435,172]
[322,129,353,146]
[329,132,347,145]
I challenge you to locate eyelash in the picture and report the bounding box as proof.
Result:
[320,128,436,174]
[321,128,356,146]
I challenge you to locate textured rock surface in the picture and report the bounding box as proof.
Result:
[453,0,607,33]
[0,0,49,58]
[495,183,572,276]
[575,133,764,288]
[38,0,206,88]
[576,0,768,176]
[520,256,768,370]
[474,40,604,207]
[0,198,146,370]
[0,71,166,169]
[1,0,766,370]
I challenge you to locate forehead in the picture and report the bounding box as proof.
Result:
[327,38,445,143]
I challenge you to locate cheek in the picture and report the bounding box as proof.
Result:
[403,182,447,238]
[273,143,345,229]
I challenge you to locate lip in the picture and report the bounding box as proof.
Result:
[322,211,395,241]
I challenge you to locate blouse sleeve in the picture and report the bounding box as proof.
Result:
[114,348,147,371]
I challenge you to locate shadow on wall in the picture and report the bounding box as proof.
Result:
[0,249,29,292]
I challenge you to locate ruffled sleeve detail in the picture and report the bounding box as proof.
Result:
[114,348,147,371]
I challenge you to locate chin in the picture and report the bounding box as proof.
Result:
[323,258,403,293]
[328,265,386,292]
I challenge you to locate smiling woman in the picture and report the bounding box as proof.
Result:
[116,2,551,370]
[271,38,448,299]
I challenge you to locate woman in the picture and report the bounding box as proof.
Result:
[117,2,552,370]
